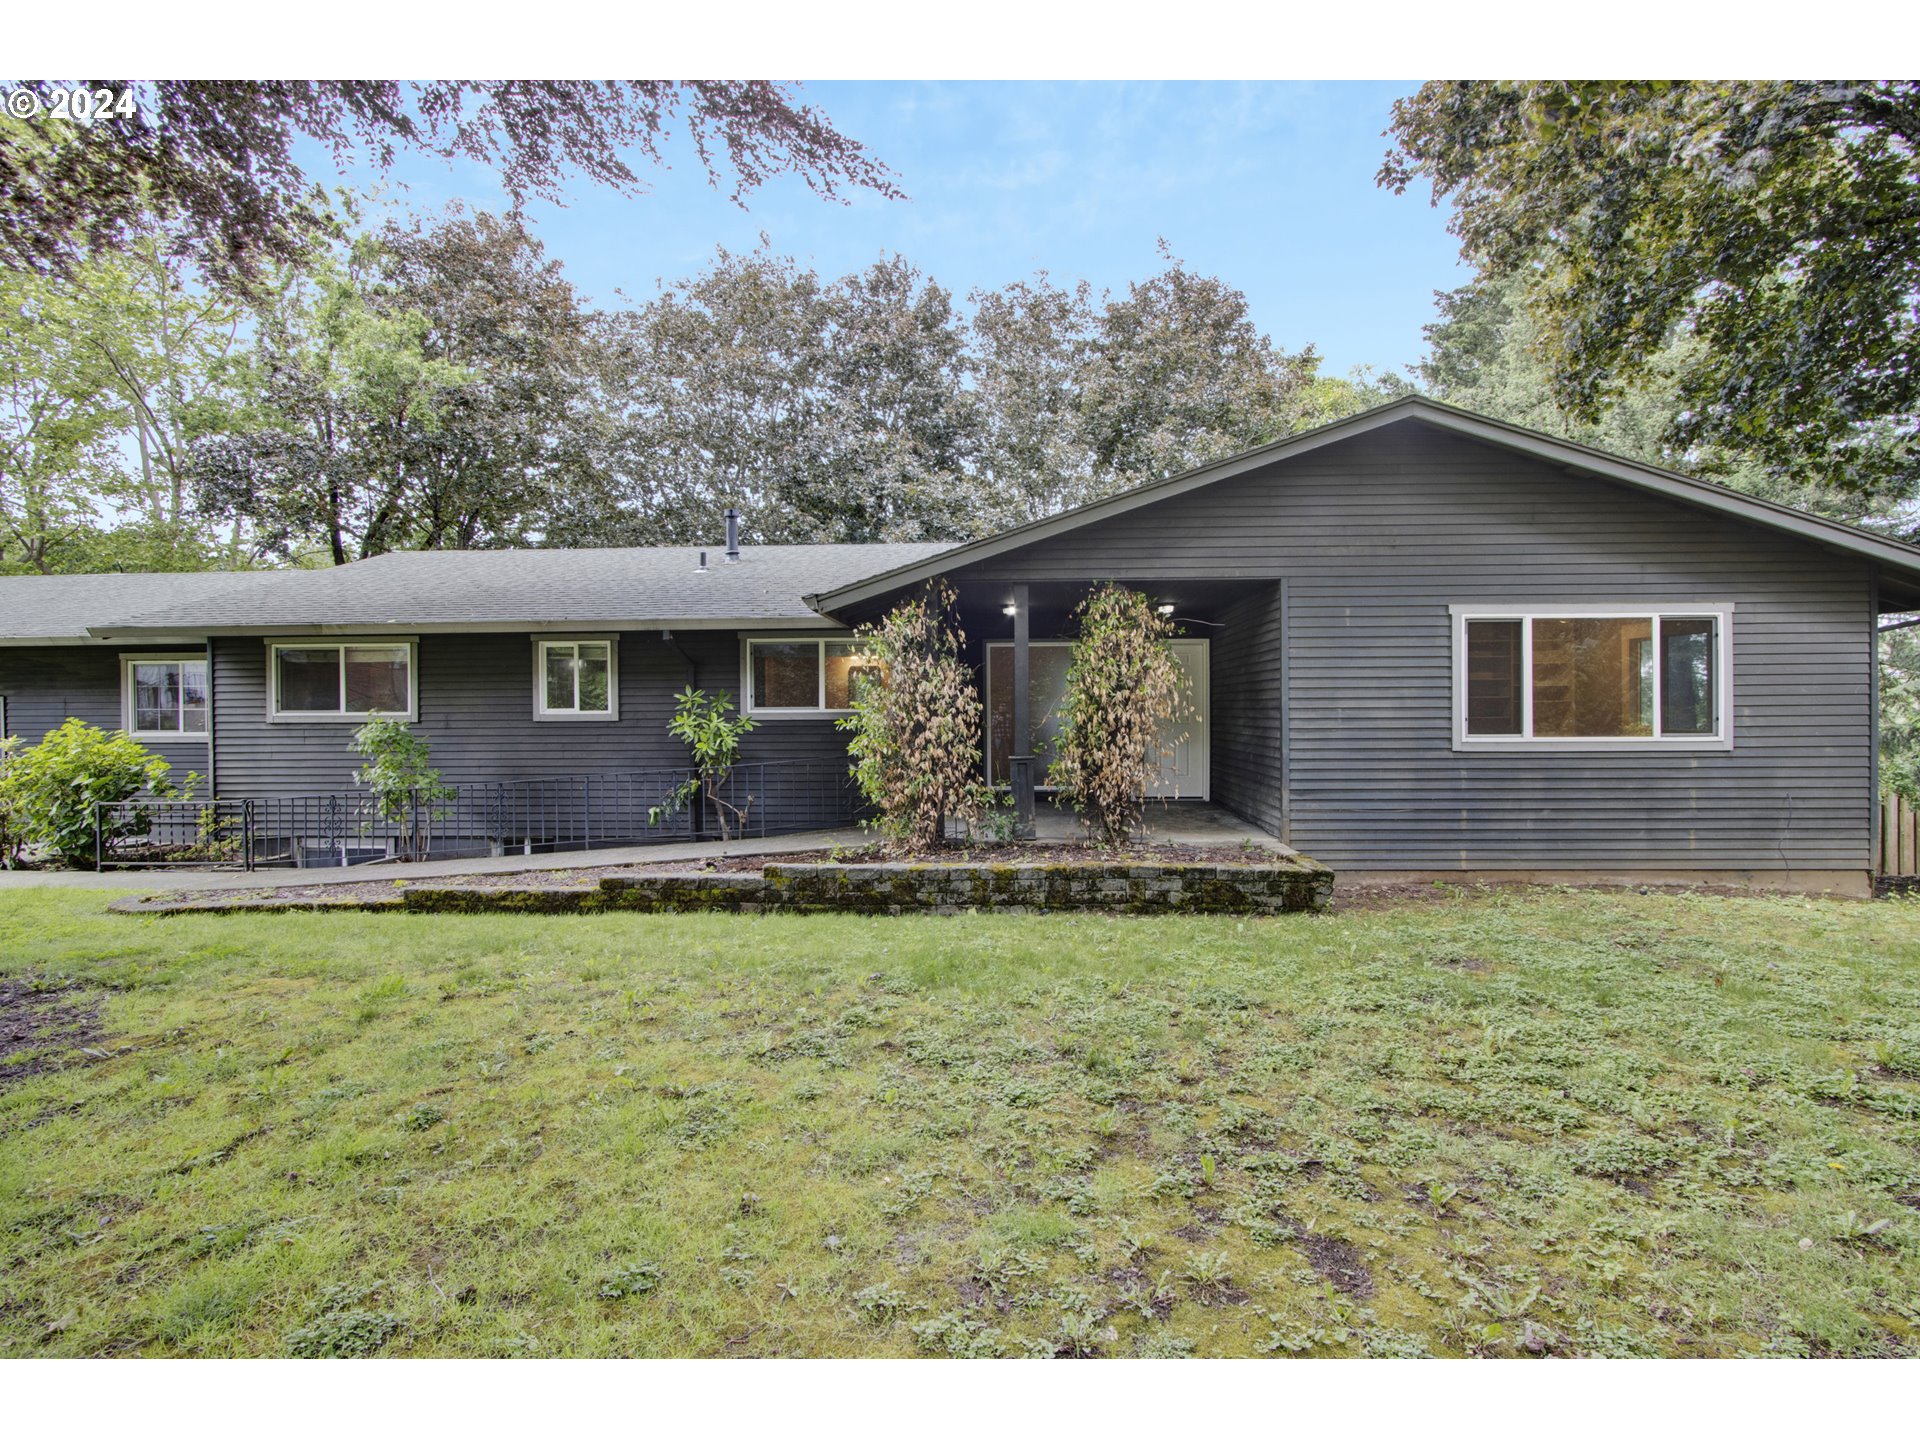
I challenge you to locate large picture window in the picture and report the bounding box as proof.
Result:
[269,640,415,720]
[535,638,617,719]
[1452,606,1731,750]
[121,655,209,737]
[743,637,877,715]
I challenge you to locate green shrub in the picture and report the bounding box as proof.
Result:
[838,580,989,850]
[0,734,21,867]
[0,719,195,867]
[1048,584,1185,845]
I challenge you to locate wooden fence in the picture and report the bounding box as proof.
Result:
[1879,792,1920,876]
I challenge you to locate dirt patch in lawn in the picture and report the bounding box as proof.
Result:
[0,979,102,1090]
[1276,1215,1375,1298]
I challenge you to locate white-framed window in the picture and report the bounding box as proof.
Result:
[267,639,416,722]
[534,637,618,720]
[1451,604,1733,752]
[742,636,878,716]
[121,653,210,738]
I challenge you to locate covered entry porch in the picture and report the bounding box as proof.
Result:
[826,575,1288,842]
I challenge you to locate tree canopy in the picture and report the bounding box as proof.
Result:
[1383,81,1920,495]
[191,210,600,564]
[0,81,901,278]
[583,242,1395,548]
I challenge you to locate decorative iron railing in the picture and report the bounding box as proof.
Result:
[93,759,866,870]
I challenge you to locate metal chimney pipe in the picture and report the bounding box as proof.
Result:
[724,508,741,561]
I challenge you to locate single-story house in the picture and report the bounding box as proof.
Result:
[4,396,1917,891]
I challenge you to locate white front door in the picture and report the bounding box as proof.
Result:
[1149,639,1210,799]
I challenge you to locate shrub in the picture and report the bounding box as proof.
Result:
[838,580,990,850]
[1048,584,1185,845]
[0,719,195,867]
[0,735,21,868]
[349,718,453,860]
[661,687,757,839]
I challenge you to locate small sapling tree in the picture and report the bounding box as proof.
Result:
[662,687,757,839]
[349,717,453,861]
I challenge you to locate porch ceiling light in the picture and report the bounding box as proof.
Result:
[1002,601,1018,616]
[1156,603,1175,616]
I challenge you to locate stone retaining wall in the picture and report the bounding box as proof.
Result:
[400,859,1334,917]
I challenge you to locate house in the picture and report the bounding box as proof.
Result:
[3,396,1917,892]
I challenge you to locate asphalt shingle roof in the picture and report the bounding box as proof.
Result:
[0,570,285,642]
[36,544,955,638]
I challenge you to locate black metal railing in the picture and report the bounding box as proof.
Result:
[93,797,253,870]
[93,759,868,870]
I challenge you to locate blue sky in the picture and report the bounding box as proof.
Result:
[334,81,1471,379]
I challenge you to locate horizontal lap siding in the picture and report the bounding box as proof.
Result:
[1209,584,1285,836]
[211,632,858,830]
[950,421,1873,871]
[0,645,213,775]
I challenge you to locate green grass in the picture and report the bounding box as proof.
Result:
[2,885,1918,1357]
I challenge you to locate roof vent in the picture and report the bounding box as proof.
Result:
[724,507,741,562]
[696,550,708,572]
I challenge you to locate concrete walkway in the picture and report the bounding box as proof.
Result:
[0,801,1292,894]
[0,826,869,892]
[1034,799,1295,853]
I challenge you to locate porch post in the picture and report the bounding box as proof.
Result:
[1009,583,1036,839]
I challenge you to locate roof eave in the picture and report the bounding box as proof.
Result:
[84,615,856,640]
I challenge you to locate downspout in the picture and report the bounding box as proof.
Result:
[205,637,217,799]
[661,628,696,689]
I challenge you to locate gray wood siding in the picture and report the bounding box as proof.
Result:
[948,421,1874,872]
[1208,584,1285,837]
[0,645,213,775]
[209,631,856,808]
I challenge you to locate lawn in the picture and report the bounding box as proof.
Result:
[1,885,1917,1358]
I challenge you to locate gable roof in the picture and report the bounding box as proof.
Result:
[807,396,1920,613]
[87,543,956,638]
[0,570,284,645]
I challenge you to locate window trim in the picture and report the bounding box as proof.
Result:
[1450,603,1734,753]
[265,638,418,723]
[120,652,211,741]
[740,635,870,717]
[532,636,620,721]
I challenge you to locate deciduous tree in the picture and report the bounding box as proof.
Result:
[1049,584,1185,846]
[839,581,988,850]
[581,246,983,546]
[1382,81,1920,494]
[0,264,124,572]
[194,210,601,562]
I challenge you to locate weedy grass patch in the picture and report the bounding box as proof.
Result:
[1,885,1917,1357]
